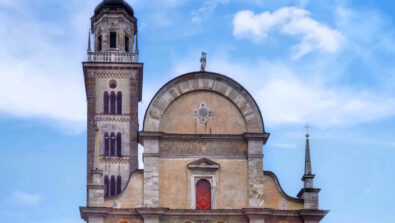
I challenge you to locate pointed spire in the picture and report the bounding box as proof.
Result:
[87,30,92,52]
[302,123,314,188]
[305,132,312,175]
[134,32,139,54]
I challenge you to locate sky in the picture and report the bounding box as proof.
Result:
[0,0,394,222]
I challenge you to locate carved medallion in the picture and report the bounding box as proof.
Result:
[193,102,214,124]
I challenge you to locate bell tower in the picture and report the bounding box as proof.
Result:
[83,0,142,208]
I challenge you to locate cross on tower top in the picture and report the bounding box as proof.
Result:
[304,123,311,138]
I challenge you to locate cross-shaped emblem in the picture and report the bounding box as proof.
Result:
[304,123,311,137]
[193,102,214,124]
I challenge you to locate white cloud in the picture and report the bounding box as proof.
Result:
[12,191,42,206]
[0,0,92,132]
[233,7,344,59]
[172,52,395,127]
[191,0,229,23]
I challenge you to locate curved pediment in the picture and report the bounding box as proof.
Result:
[143,72,265,134]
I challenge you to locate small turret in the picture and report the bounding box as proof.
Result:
[297,124,321,209]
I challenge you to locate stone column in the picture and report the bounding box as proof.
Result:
[143,139,160,207]
[247,139,265,208]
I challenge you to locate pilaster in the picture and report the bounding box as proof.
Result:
[87,169,105,207]
[143,139,160,207]
[247,139,265,208]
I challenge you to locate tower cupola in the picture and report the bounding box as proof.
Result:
[89,0,139,62]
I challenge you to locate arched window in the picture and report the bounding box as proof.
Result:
[117,133,122,157]
[110,132,116,156]
[117,175,122,194]
[110,176,116,196]
[196,179,211,210]
[103,91,109,114]
[110,32,117,48]
[117,91,122,114]
[98,35,102,51]
[110,91,116,114]
[125,35,130,52]
[104,132,109,156]
[104,175,109,197]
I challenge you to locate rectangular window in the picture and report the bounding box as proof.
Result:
[98,35,102,51]
[125,35,129,52]
[110,32,117,48]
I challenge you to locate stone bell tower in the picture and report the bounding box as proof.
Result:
[82,0,143,208]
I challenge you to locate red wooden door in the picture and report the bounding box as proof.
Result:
[196,179,211,210]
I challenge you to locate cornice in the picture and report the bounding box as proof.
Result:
[139,132,269,144]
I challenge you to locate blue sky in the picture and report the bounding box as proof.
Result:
[0,0,394,222]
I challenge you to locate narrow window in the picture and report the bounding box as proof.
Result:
[110,176,116,196]
[196,179,211,210]
[110,91,116,114]
[104,132,109,156]
[103,91,109,114]
[110,132,116,156]
[125,35,129,52]
[117,133,122,157]
[117,91,122,114]
[98,35,102,51]
[104,175,109,197]
[117,175,122,194]
[110,32,117,48]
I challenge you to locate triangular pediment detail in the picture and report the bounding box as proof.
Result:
[187,158,220,170]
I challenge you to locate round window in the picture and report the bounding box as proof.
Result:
[109,80,117,89]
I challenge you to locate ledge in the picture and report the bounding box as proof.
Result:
[297,188,321,198]
[139,132,270,144]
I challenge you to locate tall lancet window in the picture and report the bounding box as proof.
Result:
[196,179,211,210]
[103,91,109,114]
[110,176,116,196]
[104,132,109,156]
[98,35,102,51]
[116,133,122,157]
[117,175,122,194]
[110,132,116,156]
[125,35,129,52]
[104,175,109,197]
[110,32,117,48]
[117,91,122,114]
[110,91,116,114]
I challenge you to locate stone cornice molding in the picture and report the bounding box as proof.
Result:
[139,132,269,145]
[80,207,328,221]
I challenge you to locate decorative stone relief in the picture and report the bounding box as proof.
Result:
[281,198,288,210]
[193,102,214,124]
[248,193,264,207]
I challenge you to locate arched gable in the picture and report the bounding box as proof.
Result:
[143,72,265,133]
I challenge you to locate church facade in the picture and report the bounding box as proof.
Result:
[80,1,328,223]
